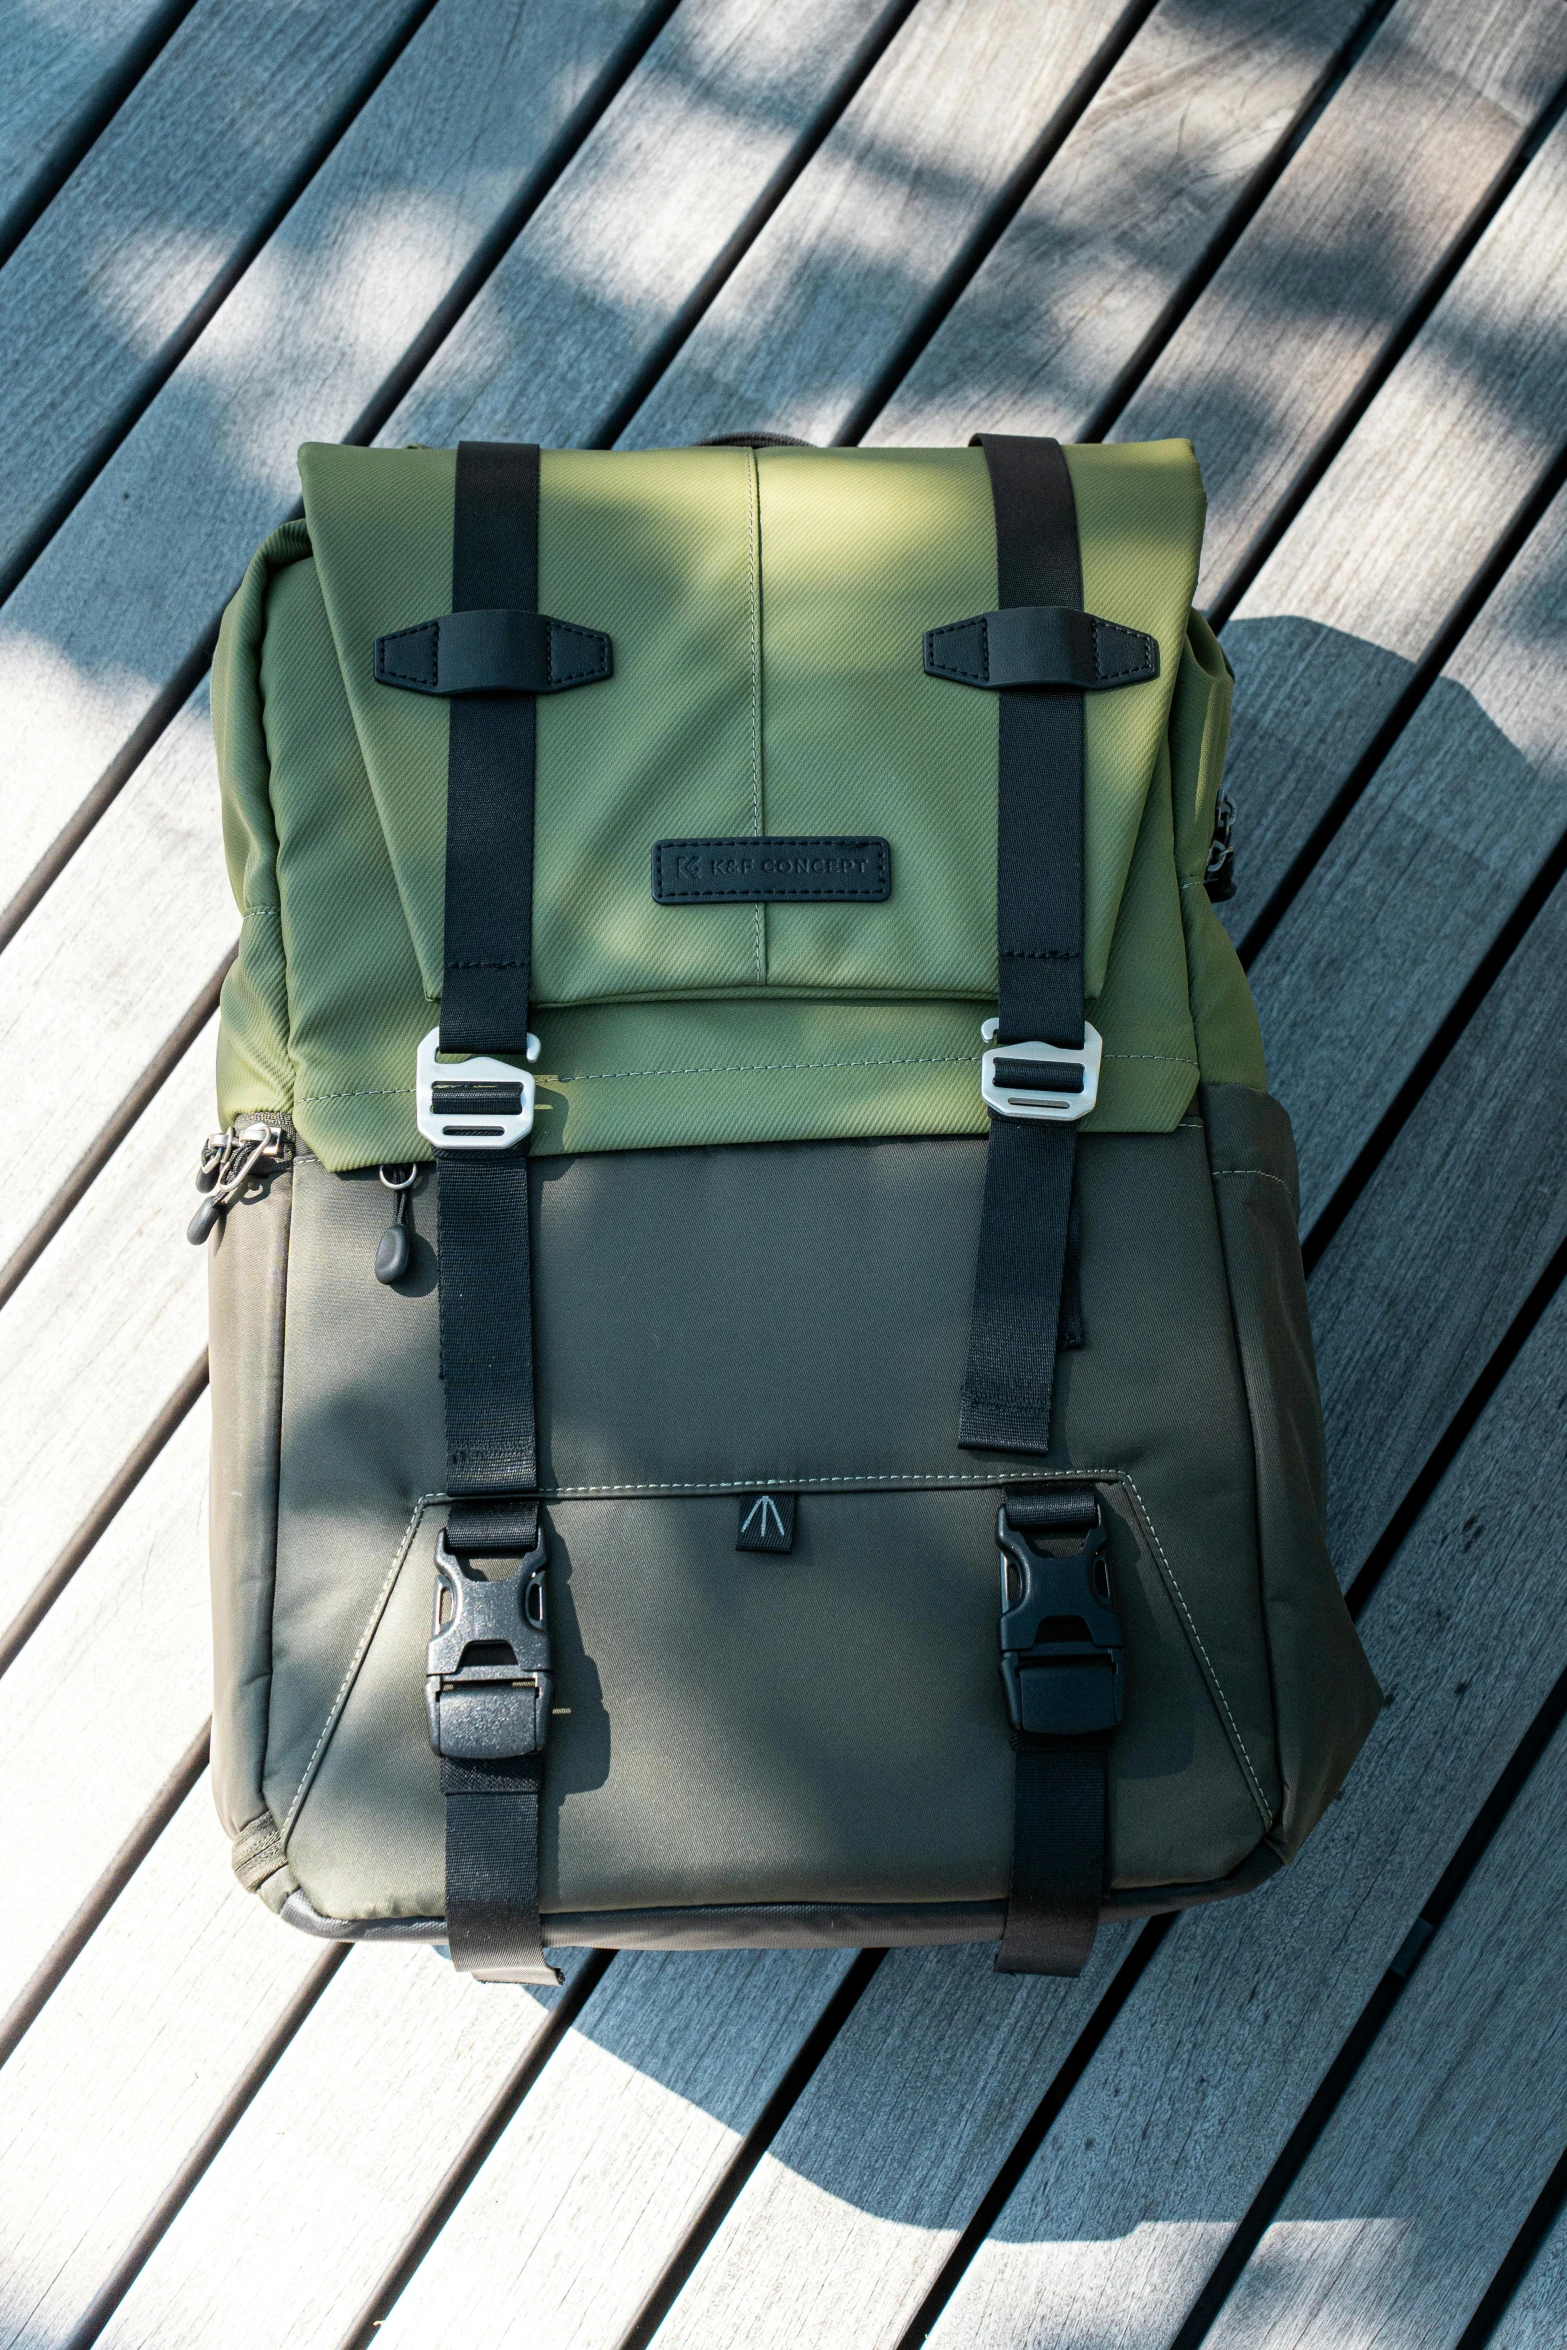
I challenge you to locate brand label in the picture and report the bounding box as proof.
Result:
[652,837,891,904]
[735,1491,797,1554]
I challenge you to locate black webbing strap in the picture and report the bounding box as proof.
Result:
[956,436,1106,1977]
[434,441,558,1986]
[959,433,1085,1456]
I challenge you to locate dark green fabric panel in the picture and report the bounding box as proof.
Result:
[1202,1082,1383,1860]
[287,1478,1266,1921]
[257,1125,1280,1899]
[207,1155,292,1845]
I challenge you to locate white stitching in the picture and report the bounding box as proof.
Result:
[281,1493,439,1840]
[1211,1166,1295,1196]
[1123,1474,1273,1828]
[541,1468,1129,1494]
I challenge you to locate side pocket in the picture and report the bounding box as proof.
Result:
[1202,1082,1383,1861]
[208,1156,294,1908]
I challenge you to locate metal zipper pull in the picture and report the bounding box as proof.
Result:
[188,1119,290,1244]
[375,1165,418,1285]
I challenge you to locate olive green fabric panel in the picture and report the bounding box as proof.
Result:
[296,442,455,996]
[1202,1082,1382,1862]
[256,1129,1279,1871]
[261,552,431,1151]
[1084,734,1200,1129]
[212,519,310,1123]
[1173,611,1267,1089]
[207,1156,293,1845]
[754,446,998,994]
[287,1478,1264,1923]
[1066,439,1204,998]
[535,445,765,998]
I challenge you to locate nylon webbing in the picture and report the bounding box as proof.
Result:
[959,435,1105,1978]
[436,440,557,1987]
[958,435,1084,1455]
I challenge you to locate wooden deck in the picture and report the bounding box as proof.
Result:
[3,0,1567,2341]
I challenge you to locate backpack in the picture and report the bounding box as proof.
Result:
[200,432,1381,1985]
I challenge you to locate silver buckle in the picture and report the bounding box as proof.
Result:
[980,1017,1102,1122]
[415,1026,540,1151]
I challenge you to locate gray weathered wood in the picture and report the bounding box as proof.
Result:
[649,1932,1130,2349]
[618,0,1139,450]
[0,0,653,912]
[97,1948,597,2350]
[0,1397,209,2021]
[1217,106,1567,948]
[0,1783,322,2346]
[920,1273,1567,2350]
[376,1948,858,2350]
[1205,1715,1567,2350]
[0,0,171,215]
[1114,0,1567,609]
[1489,2206,1567,2348]
[1252,476,1567,1229]
[870,0,1369,448]
[0,1016,212,1620]
[0,0,428,582]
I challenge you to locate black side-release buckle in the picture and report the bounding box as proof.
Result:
[998,1498,1124,1736]
[425,1524,552,1762]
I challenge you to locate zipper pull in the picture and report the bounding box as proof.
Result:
[188,1120,289,1245]
[375,1165,418,1284]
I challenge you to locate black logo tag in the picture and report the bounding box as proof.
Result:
[736,1491,796,1553]
[653,838,890,904]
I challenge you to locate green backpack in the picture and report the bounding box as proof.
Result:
[200,433,1380,1984]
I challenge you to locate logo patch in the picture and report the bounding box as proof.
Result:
[736,1491,797,1554]
[653,838,891,904]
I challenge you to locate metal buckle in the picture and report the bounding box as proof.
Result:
[980,1018,1102,1122]
[425,1526,552,1762]
[998,1499,1124,1736]
[415,1026,541,1151]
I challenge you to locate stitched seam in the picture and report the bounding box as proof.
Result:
[1123,1473,1272,1826]
[1091,618,1157,682]
[546,622,609,685]
[1211,1166,1295,1193]
[281,1494,439,1840]
[376,620,438,688]
[533,1469,1130,1496]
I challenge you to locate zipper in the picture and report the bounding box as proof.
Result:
[187,1118,292,1244]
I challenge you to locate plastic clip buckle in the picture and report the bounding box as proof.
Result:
[416,1027,540,1151]
[998,1500,1124,1736]
[425,1526,552,1763]
[980,1018,1102,1122]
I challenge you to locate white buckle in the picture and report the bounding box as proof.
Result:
[416,1027,539,1151]
[980,1018,1102,1122]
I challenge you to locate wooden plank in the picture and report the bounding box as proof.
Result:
[869,0,1370,448]
[96,1949,597,2350]
[0,1016,212,1618]
[615,0,1141,450]
[0,1782,324,2346]
[379,0,897,452]
[1216,106,1567,947]
[1251,475,1567,1229]
[646,1933,1131,2349]
[1490,2208,1567,2348]
[1205,1715,1567,2350]
[647,1274,1567,2349]
[917,1270,1567,2350]
[0,0,654,911]
[0,0,432,584]
[0,1398,209,2022]
[373,1948,859,2350]
[1112,0,1567,609]
[0,0,173,217]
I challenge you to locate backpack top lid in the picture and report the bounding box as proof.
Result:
[213,439,1259,1169]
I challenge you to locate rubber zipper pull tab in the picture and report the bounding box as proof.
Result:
[375,1165,418,1284]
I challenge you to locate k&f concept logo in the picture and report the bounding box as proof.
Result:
[735,1490,797,1554]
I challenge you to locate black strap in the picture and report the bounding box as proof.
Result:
[952,436,1105,1978]
[434,441,558,1986]
[958,434,1085,1455]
